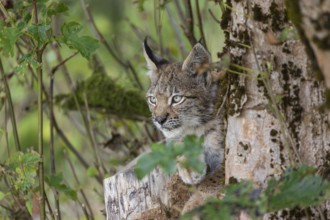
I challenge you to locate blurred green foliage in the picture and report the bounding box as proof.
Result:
[182,165,330,219]
[135,135,205,179]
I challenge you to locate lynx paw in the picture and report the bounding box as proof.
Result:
[177,156,207,185]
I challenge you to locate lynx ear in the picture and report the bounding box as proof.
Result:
[182,43,210,74]
[143,38,168,79]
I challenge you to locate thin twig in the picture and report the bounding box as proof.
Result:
[0,58,21,151]
[45,192,55,220]
[4,96,10,157]
[32,1,46,218]
[208,9,221,24]
[195,0,207,50]
[154,0,164,56]
[16,42,93,176]
[79,0,143,90]
[165,4,187,56]
[64,151,95,220]
[83,93,105,180]
[125,18,147,40]
[51,51,79,75]
[183,0,197,46]
[50,44,103,183]
[49,74,61,220]
[173,0,185,24]
[52,117,91,169]
[0,1,14,25]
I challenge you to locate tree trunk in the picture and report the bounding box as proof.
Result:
[223,0,330,219]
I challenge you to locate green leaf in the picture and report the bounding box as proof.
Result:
[0,26,22,56]
[26,200,33,216]
[266,165,330,211]
[27,24,51,47]
[135,136,205,179]
[8,151,40,169]
[46,174,77,200]
[0,191,5,201]
[180,135,205,173]
[15,53,39,74]
[46,1,68,16]
[182,165,330,219]
[135,150,163,179]
[20,151,41,165]
[6,151,40,192]
[60,21,99,59]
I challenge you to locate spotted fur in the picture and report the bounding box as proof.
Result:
[144,39,225,184]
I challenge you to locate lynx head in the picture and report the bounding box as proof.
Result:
[143,39,222,139]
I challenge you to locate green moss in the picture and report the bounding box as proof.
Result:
[55,73,149,120]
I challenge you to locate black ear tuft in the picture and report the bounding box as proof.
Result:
[143,37,168,68]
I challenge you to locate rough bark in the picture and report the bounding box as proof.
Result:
[224,0,330,219]
[103,166,170,220]
[291,0,330,88]
[103,156,193,220]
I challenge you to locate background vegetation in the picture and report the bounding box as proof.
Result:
[0,0,223,219]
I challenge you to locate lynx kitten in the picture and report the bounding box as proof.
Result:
[143,39,224,185]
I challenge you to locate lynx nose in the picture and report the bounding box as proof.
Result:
[155,115,168,125]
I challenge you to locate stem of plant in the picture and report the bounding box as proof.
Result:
[37,49,46,220]
[195,0,207,50]
[64,150,95,219]
[51,44,103,183]
[50,74,61,220]
[0,58,21,152]
[32,0,46,219]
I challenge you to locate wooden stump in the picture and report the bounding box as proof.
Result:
[103,151,193,220]
[103,153,224,219]
[104,166,170,220]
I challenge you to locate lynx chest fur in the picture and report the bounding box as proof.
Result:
[143,39,225,185]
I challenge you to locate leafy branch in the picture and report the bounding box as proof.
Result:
[135,135,205,179]
[182,165,330,220]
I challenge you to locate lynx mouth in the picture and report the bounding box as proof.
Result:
[161,124,181,131]
[153,117,181,131]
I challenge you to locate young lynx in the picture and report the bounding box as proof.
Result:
[143,39,224,185]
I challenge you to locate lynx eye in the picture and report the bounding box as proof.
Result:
[147,96,157,105]
[171,95,184,105]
